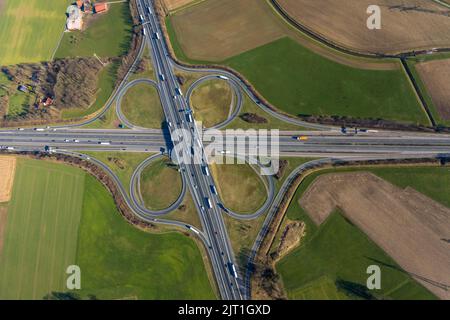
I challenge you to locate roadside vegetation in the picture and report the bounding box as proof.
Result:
[224,157,313,269]
[210,161,267,214]
[190,79,233,127]
[225,95,310,131]
[82,103,125,129]
[139,157,182,211]
[129,46,155,81]
[82,151,151,196]
[121,82,164,128]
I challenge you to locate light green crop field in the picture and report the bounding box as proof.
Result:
[0,157,215,300]
[224,38,428,124]
[276,165,448,300]
[0,158,85,300]
[121,82,165,129]
[76,174,216,299]
[0,0,70,66]
[55,2,132,59]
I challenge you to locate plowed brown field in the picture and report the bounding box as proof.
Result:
[300,172,450,299]
[416,58,450,120]
[0,156,16,203]
[277,0,450,54]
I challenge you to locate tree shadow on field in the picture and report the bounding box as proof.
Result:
[119,2,135,57]
[335,278,378,300]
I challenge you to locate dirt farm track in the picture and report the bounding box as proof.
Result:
[277,0,450,54]
[301,172,450,299]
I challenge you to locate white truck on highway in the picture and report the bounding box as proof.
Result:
[228,262,238,279]
[202,165,210,176]
[175,87,183,96]
[147,7,153,15]
[159,73,165,81]
[154,32,160,40]
[99,142,111,145]
[34,128,45,132]
[204,197,212,209]
[218,75,229,80]
[210,185,218,195]
[187,225,200,235]
[186,113,193,123]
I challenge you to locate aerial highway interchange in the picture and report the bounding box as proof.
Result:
[1,0,450,301]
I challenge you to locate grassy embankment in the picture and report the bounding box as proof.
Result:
[190,79,233,127]
[139,157,182,210]
[120,83,165,128]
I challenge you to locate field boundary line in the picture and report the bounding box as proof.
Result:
[400,58,436,126]
[168,0,208,15]
[50,23,67,62]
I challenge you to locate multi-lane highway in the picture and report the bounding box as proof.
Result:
[137,0,242,299]
[2,129,450,157]
[1,0,450,301]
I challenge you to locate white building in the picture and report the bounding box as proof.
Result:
[66,5,83,31]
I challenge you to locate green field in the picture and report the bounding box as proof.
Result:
[121,82,165,128]
[7,91,30,117]
[75,174,215,299]
[224,38,428,124]
[275,165,449,300]
[82,151,151,195]
[82,103,124,129]
[277,211,436,300]
[0,0,70,66]
[210,161,267,214]
[140,157,182,210]
[0,159,85,299]
[55,2,132,59]
[190,79,233,127]
[0,157,216,299]
[225,94,308,131]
